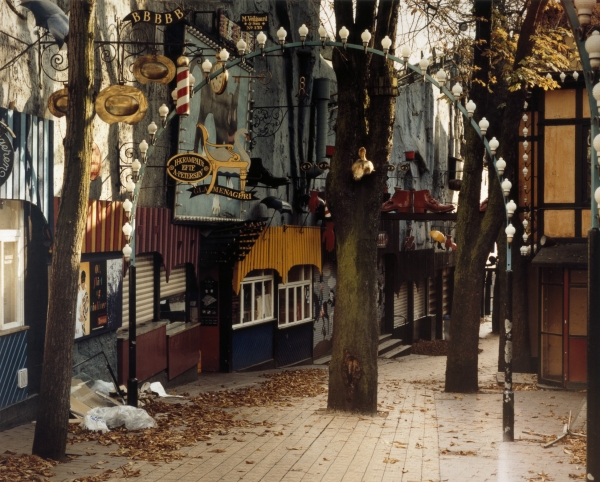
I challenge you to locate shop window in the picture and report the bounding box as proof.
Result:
[278,265,312,327]
[0,201,23,331]
[236,270,274,327]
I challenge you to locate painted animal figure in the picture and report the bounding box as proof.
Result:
[352,147,375,181]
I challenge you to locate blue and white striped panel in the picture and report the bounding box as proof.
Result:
[0,330,27,409]
[0,108,54,225]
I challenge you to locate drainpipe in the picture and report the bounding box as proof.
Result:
[309,78,330,177]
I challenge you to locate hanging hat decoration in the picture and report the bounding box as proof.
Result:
[95,84,148,125]
[132,54,176,85]
[47,87,69,118]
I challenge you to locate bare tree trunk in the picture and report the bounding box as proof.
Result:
[327,0,399,414]
[32,0,96,461]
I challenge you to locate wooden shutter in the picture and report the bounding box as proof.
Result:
[122,255,154,325]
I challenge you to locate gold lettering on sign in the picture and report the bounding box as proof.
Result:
[131,11,140,22]
[154,13,162,24]
[174,8,184,19]
[143,11,151,22]
[165,13,172,23]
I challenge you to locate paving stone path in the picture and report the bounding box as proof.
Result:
[0,331,586,481]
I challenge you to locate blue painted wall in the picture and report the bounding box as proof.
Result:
[276,322,313,367]
[0,330,27,409]
[232,322,274,371]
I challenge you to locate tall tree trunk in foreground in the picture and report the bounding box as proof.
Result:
[445,0,547,392]
[327,0,399,414]
[445,0,501,393]
[33,0,96,460]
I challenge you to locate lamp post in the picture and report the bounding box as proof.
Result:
[562,1,600,479]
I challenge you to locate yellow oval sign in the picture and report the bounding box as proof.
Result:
[166,153,212,183]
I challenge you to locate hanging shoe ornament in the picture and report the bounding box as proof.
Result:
[308,190,321,213]
[352,147,375,181]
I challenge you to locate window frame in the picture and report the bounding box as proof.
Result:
[278,266,313,329]
[0,205,24,331]
[234,270,275,329]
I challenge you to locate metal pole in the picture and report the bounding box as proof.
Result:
[127,263,138,407]
[588,228,600,479]
[559,2,600,476]
[503,264,514,442]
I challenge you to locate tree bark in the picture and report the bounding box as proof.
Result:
[327,0,399,414]
[32,0,96,461]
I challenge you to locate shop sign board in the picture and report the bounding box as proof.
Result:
[240,13,269,31]
[166,153,212,183]
[0,127,14,188]
[124,7,186,25]
[187,184,258,201]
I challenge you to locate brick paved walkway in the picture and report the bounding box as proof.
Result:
[0,331,586,481]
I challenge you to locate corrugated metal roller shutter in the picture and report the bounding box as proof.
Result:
[443,268,451,316]
[414,279,425,319]
[428,277,436,315]
[393,282,408,327]
[123,255,155,325]
[160,265,187,299]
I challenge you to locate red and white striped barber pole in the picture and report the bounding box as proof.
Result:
[176,56,190,117]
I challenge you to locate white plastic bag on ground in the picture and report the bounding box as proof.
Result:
[81,414,109,433]
[86,405,156,430]
[90,380,115,396]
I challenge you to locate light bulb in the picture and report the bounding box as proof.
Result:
[502,178,512,197]
[122,243,132,261]
[125,177,135,194]
[523,126,528,137]
[256,31,267,53]
[560,72,566,83]
[496,157,506,176]
[489,137,499,155]
[171,88,177,103]
[277,26,287,46]
[436,69,447,86]
[573,71,579,81]
[122,222,132,242]
[401,45,410,61]
[523,218,529,230]
[419,57,429,76]
[451,82,462,97]
[381,35,392,57]
[522,114,528,123]
[505,224,516,243]
[219,48,230,62]
[523,140,528,150]
[299,24,309,45]
[147,121,158,135]
[318,25,328,44]
[478,117,489,136]
[506,199,517,218]
[523,153,528,163]
[202,58,212,77]
[139,140,148,162]
[339,26,349,48]
[522,166,529,178]
[237,37,247,56]
[520,245,528,256]
[466,99,476,117]
[586,31,600,70]
[159,104,169,119]
[123,198,132,217]
[360,30,371,53]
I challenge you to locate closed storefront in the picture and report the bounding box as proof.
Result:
[122,255,155,326]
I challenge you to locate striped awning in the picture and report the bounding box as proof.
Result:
[233,226,322,294]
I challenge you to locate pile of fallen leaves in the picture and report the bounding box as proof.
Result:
[0,452,58,481]
[411,340,448,356]
[194,369,327,408]
[67,369,327,463]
